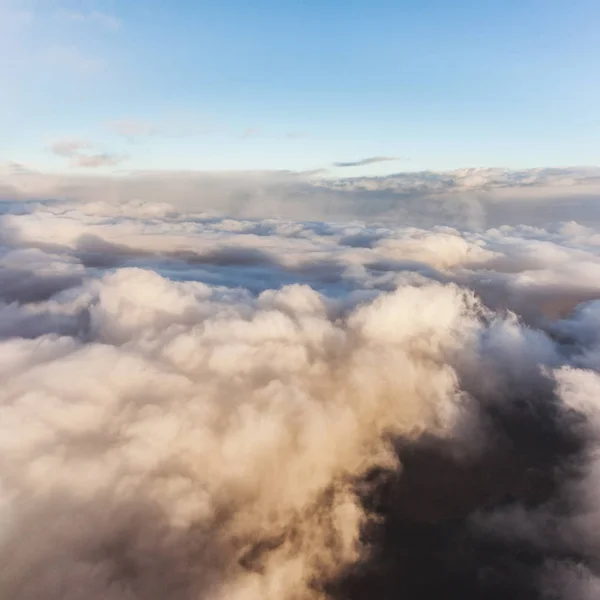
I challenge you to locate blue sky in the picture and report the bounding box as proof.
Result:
[1,0,599,175]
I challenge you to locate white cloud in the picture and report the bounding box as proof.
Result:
[2,192,600,598]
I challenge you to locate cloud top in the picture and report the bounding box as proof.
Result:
[2,193,600,598]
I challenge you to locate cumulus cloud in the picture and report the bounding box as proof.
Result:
[332,156,402,168]
[3,192,600,599]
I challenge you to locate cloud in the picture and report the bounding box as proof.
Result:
[72,152,126,168]
[242,127,260,138]
[3,164,600,228]
[50,139,92,158]
[284,131,305,139]
[49,140,126,169]
[106,119,158,140]
[0,193,600,600]
[332,156,403,168]
[3,192,600,598]
[58,10,122,32]
[106,115,214,140]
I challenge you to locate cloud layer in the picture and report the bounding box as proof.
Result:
[3,165,600,228]
[2,182,600,599]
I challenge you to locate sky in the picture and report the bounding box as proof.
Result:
[7,4,600,599]
[1,0,599,175]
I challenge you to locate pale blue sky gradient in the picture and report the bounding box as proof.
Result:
[1,0,599,174]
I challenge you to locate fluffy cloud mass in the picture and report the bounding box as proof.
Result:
[2,177,600,599]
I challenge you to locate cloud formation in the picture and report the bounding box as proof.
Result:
[107,119,158,139]
[3,164,600,228]
[50,139,91,157]
[72,152,125,168]
[2,191,600,598]
[49,140,125,169]
[332,156,402,168]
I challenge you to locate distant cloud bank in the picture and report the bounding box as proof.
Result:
[3,164,600,228]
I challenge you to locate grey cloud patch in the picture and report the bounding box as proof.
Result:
[332,156,403,168]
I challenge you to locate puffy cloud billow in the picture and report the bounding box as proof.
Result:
[3,189,600,599]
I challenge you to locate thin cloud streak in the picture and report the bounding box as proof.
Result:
[333,156,404,168]
[48,139,126,169]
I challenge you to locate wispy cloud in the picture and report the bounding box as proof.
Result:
[49,138,126,169]
[242,127,260,138]
[58,10,122,32]
[73,153,125,168]
[332,156,403,168]
[285,132,306,139]
[107,119,158,140]
[50,139,92,158]
[42,45,105,74]
[107,115,214,140]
